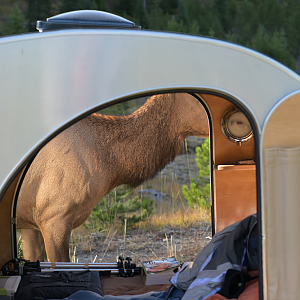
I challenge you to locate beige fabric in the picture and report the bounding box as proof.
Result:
[264,147,300,300]
[100,276,168,295]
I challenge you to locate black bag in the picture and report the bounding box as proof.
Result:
[218,269,258,299]
[15,270,103,300]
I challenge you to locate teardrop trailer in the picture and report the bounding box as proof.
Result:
[0,10,300,300]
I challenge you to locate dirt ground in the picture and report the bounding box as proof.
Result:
[70,223,212,266]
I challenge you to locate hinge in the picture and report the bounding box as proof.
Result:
[11,218,17,225]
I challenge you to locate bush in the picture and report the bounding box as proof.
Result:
[17,233,23,259]
[182,138,210,209]
[85,187,154,231]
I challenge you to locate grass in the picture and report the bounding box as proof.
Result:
[70,203,211,265]
[70,160,212,265]
[150,206,211,229]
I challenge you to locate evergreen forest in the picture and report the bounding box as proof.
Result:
[0,0,299,73]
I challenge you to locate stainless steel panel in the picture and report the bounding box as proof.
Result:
[1,29,300,192]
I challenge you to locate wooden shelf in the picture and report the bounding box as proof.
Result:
[217,164,256,171]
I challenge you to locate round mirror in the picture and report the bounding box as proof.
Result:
[221,107,253,145]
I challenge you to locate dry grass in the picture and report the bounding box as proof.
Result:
[150,205,210,229]
[70,204,211,265]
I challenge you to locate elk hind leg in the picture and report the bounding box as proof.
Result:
[21,228,45,262]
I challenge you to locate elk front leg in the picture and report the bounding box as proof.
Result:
[21,228,45,262]
[41,221,72,262]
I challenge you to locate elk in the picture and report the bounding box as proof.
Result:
[16,93,209,262]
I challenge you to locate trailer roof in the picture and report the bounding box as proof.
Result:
[1,29,300,192]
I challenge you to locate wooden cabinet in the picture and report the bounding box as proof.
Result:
[214,165,256,233]
[199,94,257,233]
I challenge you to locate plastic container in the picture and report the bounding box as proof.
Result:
[0,276,21,300]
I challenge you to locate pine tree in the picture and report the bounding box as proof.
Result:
[160,0,178,15]
[257,0,282,33]
[247,25,295,71]
[59,0,102,13]
[26,0,53,32]
[2,4,27,36]
[132,0,149,29]
[115,0,136,16]
[284,0,300,59]
[222,0,237,35]
[59,0,79,13]
[177,0,190,29]
[215,0,227,32]
[234,1,259,45]
[148,0,166,30]
[95,0,109,11]
[166,17,187,33]
[182,138,210,209]
[189,19,199,35]
[209,15,224,39]
[186,0,221,37]
[86,187,154,231]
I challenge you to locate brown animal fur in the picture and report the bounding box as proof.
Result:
[16,93,209,262]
